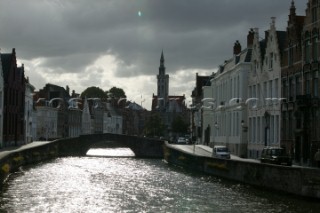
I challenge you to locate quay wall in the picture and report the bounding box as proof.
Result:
[0,142,59,185]
[164,144,320,199]
[0,134,164,185]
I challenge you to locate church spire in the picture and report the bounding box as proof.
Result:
[290,0,296,16]
[159,50,165,75]
[160,50,165,66]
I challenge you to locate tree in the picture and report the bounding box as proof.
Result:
[171,115,189,135]
[144,113,165,137]
[80,86,107,99]
[106,87,126,99]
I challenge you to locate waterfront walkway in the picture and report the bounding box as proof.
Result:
[0,141,50,159]
[166,143,260,163]
[0,142,261,163]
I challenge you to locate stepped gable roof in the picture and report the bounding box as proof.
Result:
[1,51,14,82]
[276,31,287,57]
[258,39,266,63]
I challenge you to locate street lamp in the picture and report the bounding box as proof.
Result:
[241,120,248,132]
[264,111,270,147]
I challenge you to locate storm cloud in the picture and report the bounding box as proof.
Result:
[0,0,306,109]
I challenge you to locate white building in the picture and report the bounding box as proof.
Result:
[81,97,92,135]
[36,105,59,140]
[25,78,35,143]
[201,85,213,145]
[103,102,122,134]
[68,108,82,138]
[248,18,283,159]
[208,30,254,157]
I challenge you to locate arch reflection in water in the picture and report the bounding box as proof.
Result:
[86,148,135,157]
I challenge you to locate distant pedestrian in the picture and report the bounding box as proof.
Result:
[314,149,320,168]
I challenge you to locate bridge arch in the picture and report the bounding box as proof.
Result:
[55,133,164,158]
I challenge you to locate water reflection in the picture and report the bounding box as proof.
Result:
[1,157,320,212]
[86,148,135,157]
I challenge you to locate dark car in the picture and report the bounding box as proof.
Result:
[260,147,292,166]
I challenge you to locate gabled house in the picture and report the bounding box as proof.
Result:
[296,0,320,165]
[1,48,25,147]
[34,83,83,139]
[248,18,285,159]
[209,30,253,157]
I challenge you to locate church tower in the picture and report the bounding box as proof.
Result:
[157,51,169,108]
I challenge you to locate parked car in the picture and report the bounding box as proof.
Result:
[212,145,231,159]
[260,147,292,166]
[177,137,187,144]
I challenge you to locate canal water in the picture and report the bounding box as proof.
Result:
[0,148,319,213]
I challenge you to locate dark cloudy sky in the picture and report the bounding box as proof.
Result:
[0,0,306,109]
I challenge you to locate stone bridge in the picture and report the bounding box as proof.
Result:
[55,133,164,158]
[0,134,164,185]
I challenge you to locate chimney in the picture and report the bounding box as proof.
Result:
[233,40,241,55]
[247,28,255,48]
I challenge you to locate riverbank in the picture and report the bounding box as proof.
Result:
[164,142,320,200]
[0,141,59,184]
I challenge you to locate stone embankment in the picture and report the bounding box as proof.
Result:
[0,134,164,185]
[0,141,59,184]
[164,142,320,200]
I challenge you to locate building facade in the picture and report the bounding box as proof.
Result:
[191,73,214,144]
[248,19,285,159]
[103,102,123,134]
[281,1,306,163]
[1,49,26,147]
[25,77,35,143]
[36,105,59,140]
[209,33,252,157]
[299,0,320,164]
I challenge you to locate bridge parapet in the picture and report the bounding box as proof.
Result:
[55,133,164,158]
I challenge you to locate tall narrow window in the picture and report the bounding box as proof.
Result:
[312,31,318,61]
[289,78,294,100]
[288,46,294,66]
[282,79,287,99]
[275,79,279,98]
[269,52,273,70]
[314,77,319,97]
[305,32,311,63]
[312,6,318,23]
[296,76,301,96]
[306,72,311,95]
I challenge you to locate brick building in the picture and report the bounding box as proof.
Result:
[1,48,26,147]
